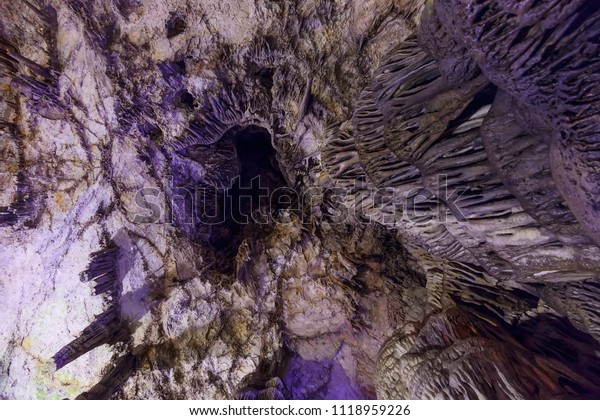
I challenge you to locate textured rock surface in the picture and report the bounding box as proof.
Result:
[1,0,600,400]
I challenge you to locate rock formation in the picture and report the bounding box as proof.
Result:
[1,0,599,400]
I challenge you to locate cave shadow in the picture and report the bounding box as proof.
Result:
[205,125,290,272]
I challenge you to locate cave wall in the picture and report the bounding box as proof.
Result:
[1,0,600,400]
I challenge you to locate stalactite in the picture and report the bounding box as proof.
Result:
[0,5,60,112]
[3,0,600,402]
[76,354,137,400]
[377,307,600,399]
[52,307,129,370]
[80,247,120,299]
[0,134,38,228]
[52,245,129,370]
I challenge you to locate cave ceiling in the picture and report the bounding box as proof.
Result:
[1,0,600,400]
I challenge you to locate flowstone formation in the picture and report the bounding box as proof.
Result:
[1,0,600,400]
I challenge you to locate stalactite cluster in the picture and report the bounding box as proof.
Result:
[1,0,600,400]
[52,246,129,371]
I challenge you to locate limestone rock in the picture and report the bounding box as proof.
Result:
[2,0,600,401]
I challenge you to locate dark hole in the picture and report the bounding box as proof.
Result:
[170,125,293,272]
[225,127,286,223]
[208,126,289,268]
[178,89,195,109]
[255,68,275,91]
[174,59,186,74]
[166,14,186,38]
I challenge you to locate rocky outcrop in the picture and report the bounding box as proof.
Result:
[377,307,600,399]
